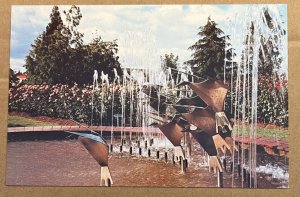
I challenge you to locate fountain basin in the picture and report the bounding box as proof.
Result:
[6,131,288,188]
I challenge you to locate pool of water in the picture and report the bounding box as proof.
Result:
[5,133,289,188]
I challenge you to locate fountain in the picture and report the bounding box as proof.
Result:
[69,62,236,187]
[74,6,285,188]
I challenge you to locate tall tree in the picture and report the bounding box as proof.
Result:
[185,17,234,80]
[45,6,64,36]
[25,6,70,84]
[258,9,286,76]
[80,37,122,84]
[24,5,122,85]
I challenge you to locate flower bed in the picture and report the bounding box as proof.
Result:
[9,83,138,126]
[9,76,288,128]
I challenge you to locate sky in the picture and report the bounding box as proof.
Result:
[10,4,287,72]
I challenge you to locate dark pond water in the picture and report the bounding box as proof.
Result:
[5,133,288,188]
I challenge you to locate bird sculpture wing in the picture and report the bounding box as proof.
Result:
[66,131,109,166]
[158,122,184,146]
[181,108,216,135]
[190,131,218,156]
[177,81,191,87]
[66,131,107,145]
[178,79,228,112]
[173,96,207,113]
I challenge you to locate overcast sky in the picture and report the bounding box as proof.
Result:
[10,4,287,72]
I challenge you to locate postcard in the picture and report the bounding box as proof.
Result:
[6,4,288,188]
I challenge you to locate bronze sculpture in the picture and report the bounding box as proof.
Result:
[67,131,113,186]
[145,78,237,176]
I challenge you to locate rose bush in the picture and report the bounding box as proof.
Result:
[225,75,288,128]
[9,83,139,126]
[257,76,288,127]
[9,75,288,127]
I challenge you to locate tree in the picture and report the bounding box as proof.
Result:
[161,53,179,80]
[24,5,122,85]
[258,9,286,76]
[230,8,288,127]
[63,5,83,47]
[257,9,288,127]
[25,6,70,84]
[185,17,235,80]
[77,37,122,84]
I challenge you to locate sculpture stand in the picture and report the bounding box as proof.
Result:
[173,146,185,162]
[100,166,113,186]
[173,146,188,172]
[217,170,224,188]
[185,133,192,158]
[181,158,188,172]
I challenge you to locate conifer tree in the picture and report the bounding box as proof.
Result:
[185,17,234,80]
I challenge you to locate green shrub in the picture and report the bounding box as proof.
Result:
[8,83,139,126]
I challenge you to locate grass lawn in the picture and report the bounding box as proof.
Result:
[8,115,58,127]
[233,124,288,140]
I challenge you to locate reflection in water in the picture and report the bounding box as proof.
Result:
[6,136,288,188]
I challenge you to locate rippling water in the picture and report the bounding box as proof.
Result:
[6,134,288,188]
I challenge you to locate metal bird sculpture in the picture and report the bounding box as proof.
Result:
[140,75,235,180]
[66,131,113,186]
[177,79,228,112]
